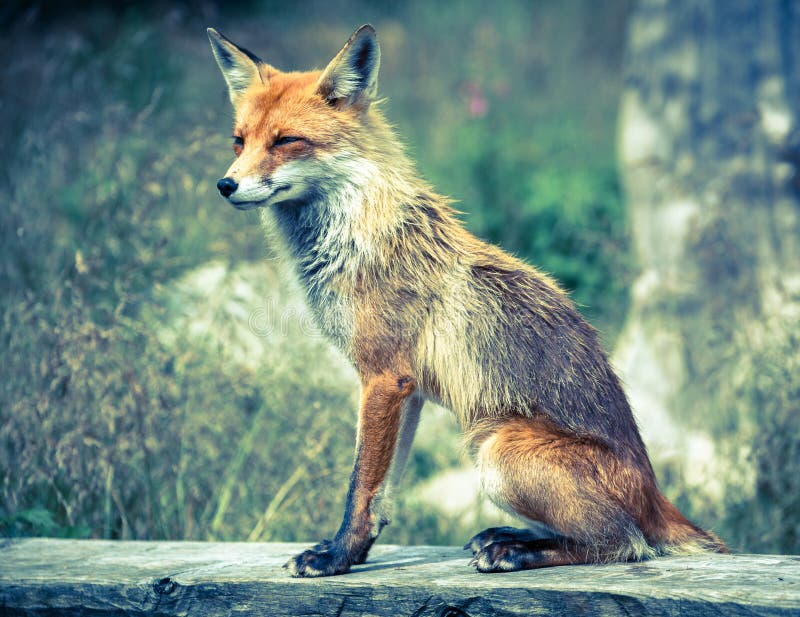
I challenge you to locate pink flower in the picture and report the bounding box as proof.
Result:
[464,82,489,118]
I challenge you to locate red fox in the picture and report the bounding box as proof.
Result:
[207,24,727,577]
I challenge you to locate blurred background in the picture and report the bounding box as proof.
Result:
[1,0,797,554]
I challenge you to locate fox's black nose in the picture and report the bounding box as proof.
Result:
[217,177,238,198]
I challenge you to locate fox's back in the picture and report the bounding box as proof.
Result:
[391,211,644,454]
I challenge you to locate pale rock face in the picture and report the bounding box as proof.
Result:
[412,464,516,529]
[613,314,725,497]
[156,259,354,380]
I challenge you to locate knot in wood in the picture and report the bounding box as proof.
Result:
[153,576,177,595]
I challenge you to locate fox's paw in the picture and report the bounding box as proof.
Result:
[469,540,533,573]
[464,526,536,555]
[284,543,351,577]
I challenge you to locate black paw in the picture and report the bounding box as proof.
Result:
[284,543,350,577]
[464,526,532,555]
[469,540,530,573]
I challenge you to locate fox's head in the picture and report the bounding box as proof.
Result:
[207,25,384,211]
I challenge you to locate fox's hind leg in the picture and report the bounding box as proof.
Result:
[469,416,657,572]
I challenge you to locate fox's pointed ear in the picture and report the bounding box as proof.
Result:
[317,25,380,109]
[207,28,264,105]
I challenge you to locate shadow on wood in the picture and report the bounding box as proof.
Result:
[0,539,798,616]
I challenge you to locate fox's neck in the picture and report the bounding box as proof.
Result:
[261,135,440,347]
[266,144,423,284]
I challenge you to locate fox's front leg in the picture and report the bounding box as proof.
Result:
[285,371,416,577]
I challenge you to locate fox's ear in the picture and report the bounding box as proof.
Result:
[207,28,264,105]
[317,25,380,109]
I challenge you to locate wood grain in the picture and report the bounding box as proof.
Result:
[0,539,798,616]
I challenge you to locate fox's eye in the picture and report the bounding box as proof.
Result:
[232,135,244,156]
[274,135,302,146]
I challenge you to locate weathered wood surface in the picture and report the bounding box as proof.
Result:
[0,539,798,616]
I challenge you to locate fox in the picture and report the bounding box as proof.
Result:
[207,24,727,577]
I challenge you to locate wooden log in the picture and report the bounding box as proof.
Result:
[0,539,798,616]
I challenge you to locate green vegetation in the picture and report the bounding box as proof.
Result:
[6,1,793,556]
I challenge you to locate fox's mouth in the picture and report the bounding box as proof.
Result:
[228,184,292,210]
[230,200,267,211]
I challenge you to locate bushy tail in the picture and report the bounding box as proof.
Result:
[646,491,729,556]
